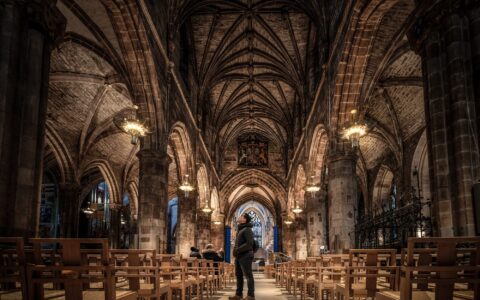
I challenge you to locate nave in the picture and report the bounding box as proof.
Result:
[214,274,294,300]
[1,0,480,299]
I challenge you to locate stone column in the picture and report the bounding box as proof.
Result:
[137,150,170,252]
[328,154,357,252]
[210,220,224,250]
[408,1,480,236]
[294,213,308,259]
[0,0,65,237]
[108,204,121,248]
[306,189,327,256]
[281,214,296,257]
[177,191,197,256]
[58,183,81,238]
[197,212,211,250]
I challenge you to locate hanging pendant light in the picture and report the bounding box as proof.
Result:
[284,219,293,225]
[82,202,95,215]
[292,204,303,214]
[201,204,213,213]
[343,109,367,148]
[305,175,321,196]
[114,105,151,145]
[179,174,195,197]
[212,220,222,225]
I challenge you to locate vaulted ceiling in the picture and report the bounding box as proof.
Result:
[176,0,325,152]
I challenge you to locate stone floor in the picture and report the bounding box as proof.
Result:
[214,273,295,300]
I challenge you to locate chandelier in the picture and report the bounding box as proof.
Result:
[343,109,367,148]
[212,220,222,225]
[114,105,150,145]
[292,204,303,214]
[201,186,213,213]
[284,219,293,225]
[201,204,213,213]
[82,202,95,215]
[305,175,321,196]
[179,174,195,197]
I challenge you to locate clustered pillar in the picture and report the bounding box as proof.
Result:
[177,191,197,255]
[294,214,308,259]
[327,154,357,252]
[0,0,65,237]
[197,213,211,250]
[137,150,170,252]
[58,183,81,238]
[306,189,327,256]
[409,1,480,236]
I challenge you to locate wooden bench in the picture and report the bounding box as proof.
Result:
[0,238,27,299]
[26,238,135,300]
[335,249,398,299]
[376,237,480,300]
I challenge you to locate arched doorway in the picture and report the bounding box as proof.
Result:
[230,200,275,263]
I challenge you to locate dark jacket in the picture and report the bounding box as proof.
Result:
[190,249,202,259]
[202,249,223,262]
[234,222,254,257]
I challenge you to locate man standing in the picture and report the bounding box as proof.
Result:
[229,213,255,300]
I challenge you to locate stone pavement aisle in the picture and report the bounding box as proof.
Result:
[214,273,295,300]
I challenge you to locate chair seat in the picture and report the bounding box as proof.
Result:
[83,290,137,300]
[138,283,154,296]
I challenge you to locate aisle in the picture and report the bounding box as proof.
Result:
[214,273,295,300]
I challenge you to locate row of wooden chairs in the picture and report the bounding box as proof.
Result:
[0,238,235,300]
[275,237,480,300]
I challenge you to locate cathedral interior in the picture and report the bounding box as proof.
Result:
[1,0,480,299]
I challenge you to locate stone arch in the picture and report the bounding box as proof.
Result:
[211,187,221,219]
[372,165,395,210]
[169,122,194,180]
[331,0,412,137]
[81,159,121,205]
[294,165,307,209]
[45,122,77,184]
[226,192,276,225]
[221,169,287,212]
[411,130,431,201]
[126,181,139,219]
[308,124,329,183]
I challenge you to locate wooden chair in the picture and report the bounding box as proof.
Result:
[376,237,480,300]
[198,259,215,298]
[111,249,171,299]
[157,255,192,300]
[315,254,348,300]
[26,238,137,300]
[335,249,398,299]
[182,257,206,300]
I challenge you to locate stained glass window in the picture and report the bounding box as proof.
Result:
[247,210,262,247]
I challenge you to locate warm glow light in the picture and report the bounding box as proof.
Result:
[213,220,222,225]
[122,120,148,136]
[179,174,195,194]
[284,219,293,225]
[343,109,367,147]
[343,124,367,140]
[82,203,95,215]
[202,205,213,213]
[83,208,94,215]
[114,106,152,145]
[179,183,195,192]
[305,184,321,193]
[292,206,303,214]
